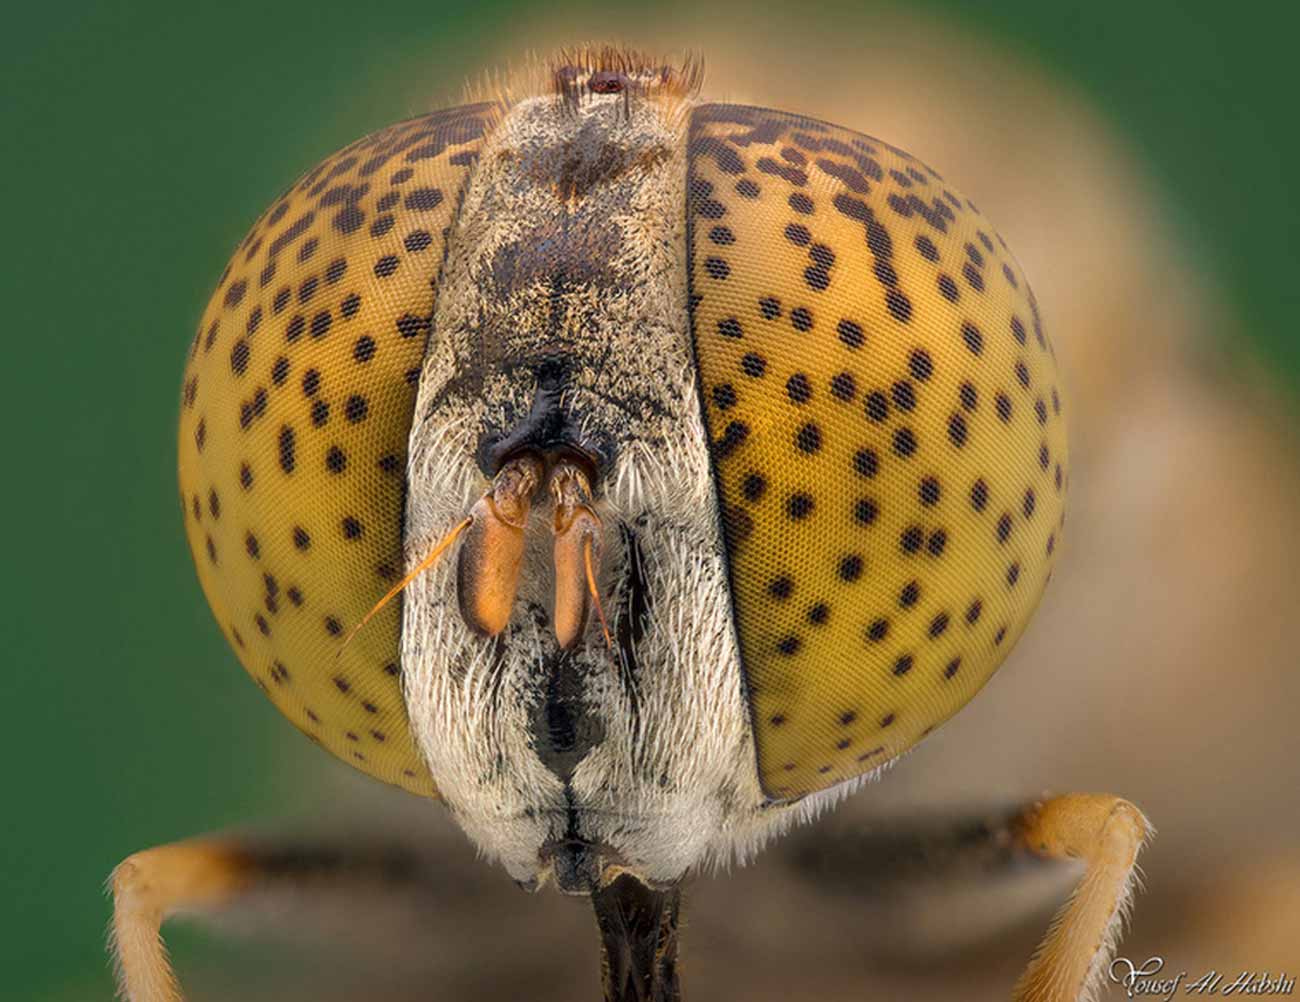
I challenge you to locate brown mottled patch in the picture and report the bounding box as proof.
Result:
[490,214,623,292]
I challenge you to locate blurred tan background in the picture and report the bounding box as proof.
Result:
[4,1,1298,999]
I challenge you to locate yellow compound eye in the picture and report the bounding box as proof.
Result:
[177,103,501,795]
[687,105,1068,800]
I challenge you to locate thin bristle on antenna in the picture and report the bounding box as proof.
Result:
[584,535,614,652]
[333,516,472,662]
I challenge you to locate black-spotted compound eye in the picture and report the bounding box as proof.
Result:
[177,104,502,796]
[176,76,1064,809]
[686,106,1066,800]
[130,51,1144,1002]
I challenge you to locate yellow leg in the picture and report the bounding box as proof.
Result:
[1012,794,1152,1002]
[778,789,1152,1000]
[109,839,256,1002]
[109,835,450,1000]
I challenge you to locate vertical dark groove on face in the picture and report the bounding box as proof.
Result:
[485,632,508,719]
[529,649,605,786]
[615,522,650,761]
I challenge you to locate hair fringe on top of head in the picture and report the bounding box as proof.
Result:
[462,44,704,119]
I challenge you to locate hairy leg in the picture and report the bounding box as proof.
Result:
[1011,795,1151,1002]
[109,839,256,1002]
[781,792,1150,1002]
[108,835,438,1002]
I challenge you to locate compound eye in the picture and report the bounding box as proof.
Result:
[687,104,1067,800]
[176,102,501,795]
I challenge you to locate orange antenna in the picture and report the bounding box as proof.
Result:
[334,516,472,662]
[584,534,614,653]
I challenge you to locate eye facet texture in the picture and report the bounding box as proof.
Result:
[687,105,1067,800]
[177,103,500,795]
[180,92,1065,804]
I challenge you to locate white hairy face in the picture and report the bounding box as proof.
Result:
[400,86,797,889]
[179,46,1054,888]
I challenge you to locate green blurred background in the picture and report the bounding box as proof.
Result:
[3,1,1297,999]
